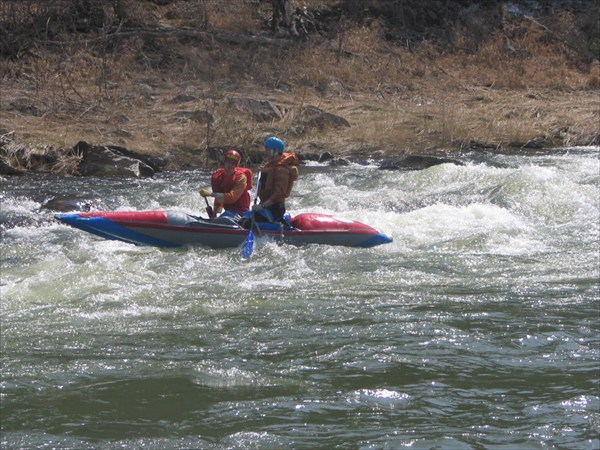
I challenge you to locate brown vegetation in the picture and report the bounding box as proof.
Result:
[1,0,599,173]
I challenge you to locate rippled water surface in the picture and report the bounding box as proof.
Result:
[1,149,599,449]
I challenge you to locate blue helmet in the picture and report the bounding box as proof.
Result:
[264,136,285,153]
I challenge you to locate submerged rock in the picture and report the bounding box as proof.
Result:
[379,155,464,171]
[41,196,94,212]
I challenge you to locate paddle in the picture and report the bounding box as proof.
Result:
[203,196,215,219]
[241,171,261,259]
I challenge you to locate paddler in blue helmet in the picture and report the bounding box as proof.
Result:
[252,136,299,222]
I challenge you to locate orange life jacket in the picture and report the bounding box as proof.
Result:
[260,152,299,203]
[211,167,253,212]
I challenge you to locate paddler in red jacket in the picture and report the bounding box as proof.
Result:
[252,136,299,222]
[200,149,253,218]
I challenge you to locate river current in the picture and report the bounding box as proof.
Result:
[1,148,599,449]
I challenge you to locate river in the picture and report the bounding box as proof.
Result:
[1,148,599,449]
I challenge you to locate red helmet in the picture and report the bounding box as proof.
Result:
[224,149,241,165]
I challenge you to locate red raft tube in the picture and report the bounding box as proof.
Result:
[55,210,393,249]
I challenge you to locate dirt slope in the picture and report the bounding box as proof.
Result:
[1,0,598,172]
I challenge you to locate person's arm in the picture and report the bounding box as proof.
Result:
[214,174,247,205]
[213,201,224,215]
[257,167,269,203]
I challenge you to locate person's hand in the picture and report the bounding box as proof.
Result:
[199,188,212,197]
[252,203,264,212]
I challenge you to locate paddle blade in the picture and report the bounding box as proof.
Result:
[241,230,255,259]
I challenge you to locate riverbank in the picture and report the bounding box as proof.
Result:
[1,0,599,174]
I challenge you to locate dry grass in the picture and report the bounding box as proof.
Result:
[1,0,598,171]
[0,131,82,174]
